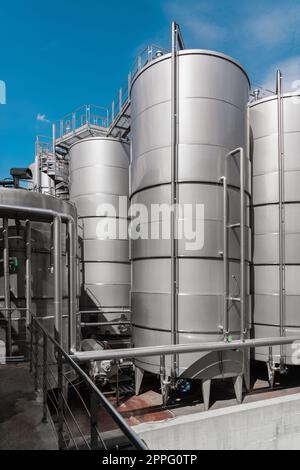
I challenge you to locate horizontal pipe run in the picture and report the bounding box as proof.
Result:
[71,336,300,363]
[0,203,75,223]
[80,321,131,327]
[78,310,131,315]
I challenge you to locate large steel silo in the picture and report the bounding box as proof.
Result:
[130,49,251,406]
[250,73,300,379]
[69,137,131,340]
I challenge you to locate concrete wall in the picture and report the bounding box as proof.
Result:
[133,394,300,450]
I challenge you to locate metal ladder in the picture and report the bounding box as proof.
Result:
[219,147,246,343]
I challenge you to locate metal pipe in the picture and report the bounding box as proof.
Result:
[0,203,75,223]
[52,124,56,195]
[72,336,300,363]
[80,321,131,327]
[240,147,246,341]
[25,220,32,327]
[170,21,179,378]
[35,137,41,193]
[54,216,62,343]
[68,220,77,352]
[3,217,11,356]
[220,176,228,340]
[277,70,286,366]
[78,309,131,315]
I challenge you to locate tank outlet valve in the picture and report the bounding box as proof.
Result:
[176,379,191,393]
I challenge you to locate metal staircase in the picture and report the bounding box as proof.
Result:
[35,45,169,198]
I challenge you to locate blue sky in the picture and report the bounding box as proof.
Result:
[1,0,300,178]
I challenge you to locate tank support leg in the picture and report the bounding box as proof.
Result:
[267,362,275,389]
[134,366,144,396]
[160,378,171,408]
[202,379,211,411]
[243,350,251,392]
[233,375,243,404]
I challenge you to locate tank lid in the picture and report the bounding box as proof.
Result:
[249,90,300,108]
[130,48,250,89]
[68,135,129,151]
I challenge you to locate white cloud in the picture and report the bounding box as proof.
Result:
[36,113,50,123]
[246,7,300,48]
[184,17,226,44]
[163,1,227,46]
[261,56,300,93]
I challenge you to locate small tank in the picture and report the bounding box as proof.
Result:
[69,137,131,340]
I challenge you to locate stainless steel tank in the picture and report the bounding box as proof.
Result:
[250,89,300,367]
[130,50,251,388]
[69,137,130,337]
[29,162,55,195]
[0,188,76,357]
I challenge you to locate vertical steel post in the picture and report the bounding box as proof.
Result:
[68,220,77,352]
[3,217,12,357]
[25,221,32,327]
[112,101,115,122]
[34,322,39,391]
[54,216,62,344]
[220,176,229,341]
[128,73,131,97]
[42,330,48,423]
[277,70,286,367]
[52,123,56,195]
[240,148,246,341]
[57,347,64,449]
[90,389,98,449]
[170,21,179,378]
[35,137,42,193]
[119,88,122,112]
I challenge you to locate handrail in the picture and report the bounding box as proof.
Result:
[32,317,147,450]
[107,45,169,132]
[72,336,300,363]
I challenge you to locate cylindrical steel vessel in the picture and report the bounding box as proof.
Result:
[250,91,300,365]
[69,137,130,337]
[29,162,55,196]
[130,50,251,379]
[0,188,76,356]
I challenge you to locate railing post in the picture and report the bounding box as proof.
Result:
[86,105,90,126]
[42,331,48,423]
[57,347,64,449]
[3,217,12,357]
[34,321,39,392]
[119,88,122,112]
[112,100,115,121]
[128,73,131,96]
[90,389,99,450]
[29,319,33,372]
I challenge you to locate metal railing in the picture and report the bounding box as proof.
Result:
[107,45,169,130]
[54,105,109,142]
[45,45,169,145]
[30,317,146,450]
